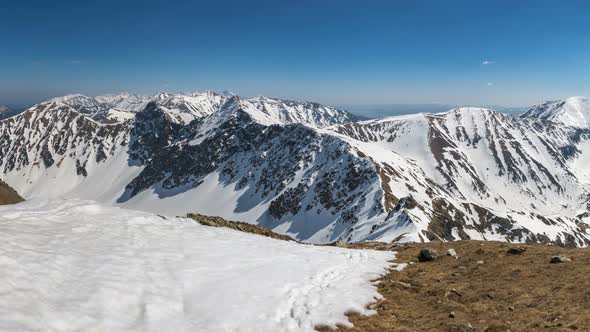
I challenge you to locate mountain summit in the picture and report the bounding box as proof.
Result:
[521,96,590,128]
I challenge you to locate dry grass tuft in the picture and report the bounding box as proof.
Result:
[0,180,24,205]
[187,213,295,241]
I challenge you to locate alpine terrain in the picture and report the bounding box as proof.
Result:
[1,93,589,246]
[0,179,23,205]
[0,199,393,331]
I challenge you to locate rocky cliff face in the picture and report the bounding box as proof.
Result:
[1,93,589,246]
[331,106,590,246]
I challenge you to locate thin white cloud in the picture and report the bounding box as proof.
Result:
[487,82,494,86]
[482,60,496,65]
[66,60,84,65]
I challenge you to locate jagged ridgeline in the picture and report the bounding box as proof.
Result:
[0,92,589,246]
[0,179,23,205]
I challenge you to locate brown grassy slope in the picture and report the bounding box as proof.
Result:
[187,213,295,241]
[319,241,590,332]
[0,179,24,205]
[186,214,403,249]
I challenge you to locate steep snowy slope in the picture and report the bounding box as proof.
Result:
[153,91,229,121]
[521,96,590,128]
[0,199,393,332]
[0,101,134,200]
[118,96,433,243]
[0,94,402,243]
[331,106,590,246]
[242,96,357,127]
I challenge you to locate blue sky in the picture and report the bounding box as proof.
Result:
[1,0,589,107]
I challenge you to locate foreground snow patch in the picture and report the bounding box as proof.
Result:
[0,200,394,332]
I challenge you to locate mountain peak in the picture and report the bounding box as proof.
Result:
[240,96,356,128]
[521,96,590,128]
[48,94,106,114]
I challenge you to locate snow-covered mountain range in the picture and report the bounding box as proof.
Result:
[1,92,589,246]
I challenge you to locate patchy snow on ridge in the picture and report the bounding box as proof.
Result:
[241,96,357,128]
[49,94,107,114]
[522,96,590,128]
[0,199,394,332]
[3,92,590,246]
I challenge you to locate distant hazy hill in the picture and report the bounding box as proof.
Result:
[0,105,25,120]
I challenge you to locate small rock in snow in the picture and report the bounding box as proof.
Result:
[477,260,485,265]
[449,311,456,318]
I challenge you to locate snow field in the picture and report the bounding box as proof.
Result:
[0,199,395,332]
